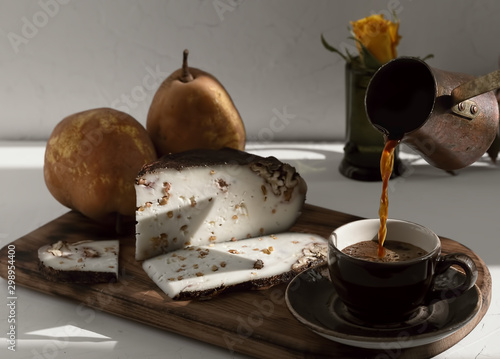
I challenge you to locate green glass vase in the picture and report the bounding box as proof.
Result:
[339,60,405,181]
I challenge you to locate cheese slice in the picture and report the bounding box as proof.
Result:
[142,232,327,300]
[38,240,119,283]
[135,148,307,260]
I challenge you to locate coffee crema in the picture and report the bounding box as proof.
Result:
[342,240,427,263]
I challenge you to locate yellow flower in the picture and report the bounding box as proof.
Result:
[350,14,401,65]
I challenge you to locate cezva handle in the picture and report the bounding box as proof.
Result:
[451,69,500,104]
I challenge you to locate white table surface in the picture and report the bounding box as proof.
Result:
[0,140,498,359]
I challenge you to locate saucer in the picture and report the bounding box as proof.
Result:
[285,266,481,350]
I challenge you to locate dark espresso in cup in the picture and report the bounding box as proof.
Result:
[342,240,427,263]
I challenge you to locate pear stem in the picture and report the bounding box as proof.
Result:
[181,49,194,83]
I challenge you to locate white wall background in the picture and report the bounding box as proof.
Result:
[0,0,499,142]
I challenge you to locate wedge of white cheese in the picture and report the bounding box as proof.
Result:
[38,240,119,283]
[135,148,307,261]
[142,232,326,300]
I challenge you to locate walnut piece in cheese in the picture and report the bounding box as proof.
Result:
[135,148,307,261]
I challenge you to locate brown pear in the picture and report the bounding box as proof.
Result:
[147,49,246,156]
[44,108,157,227]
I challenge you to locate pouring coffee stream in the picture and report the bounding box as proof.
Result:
[377,138,399,257]
[365,57,500,256]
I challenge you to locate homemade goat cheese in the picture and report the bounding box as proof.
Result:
[142,232,327,300]
[135,148,307,260]
[38,240,119,283]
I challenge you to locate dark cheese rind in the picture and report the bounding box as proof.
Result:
[172,268,300,301]
[39,263,118,283]
[137,148,282,176]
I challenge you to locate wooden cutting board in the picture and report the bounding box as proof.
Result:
[0,204,492,358]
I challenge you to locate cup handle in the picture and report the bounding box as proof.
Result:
[428,253,478,302]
